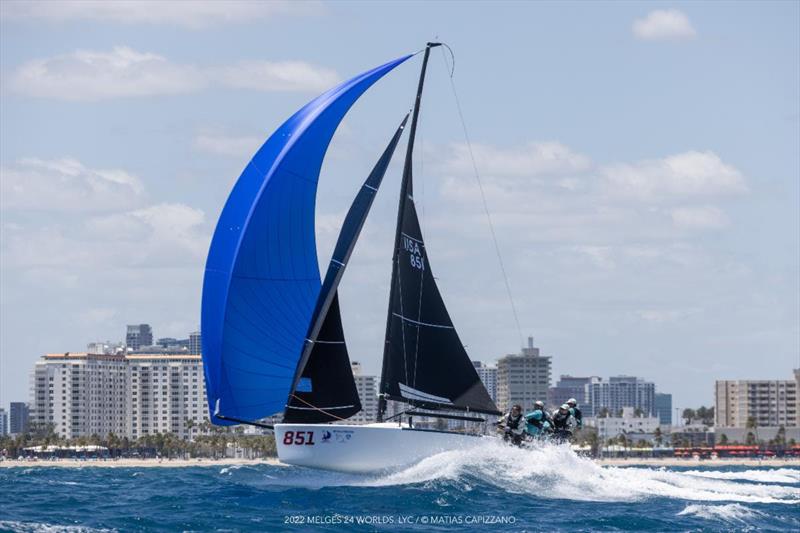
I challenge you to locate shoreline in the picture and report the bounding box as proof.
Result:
[595,457,800,467]
[0,457,283,468]
[2,457,798,468]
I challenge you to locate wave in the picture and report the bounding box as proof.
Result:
[677,503,764,523]
[352,440,800,504]
[219,464,245,475]
[0,521,116,533]
[683,468,800,484]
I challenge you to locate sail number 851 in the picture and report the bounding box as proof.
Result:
[409,254,425,270]
[282,430,315,446]
[402,236,425,271]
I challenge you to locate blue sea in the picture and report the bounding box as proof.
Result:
[2,442,799,532]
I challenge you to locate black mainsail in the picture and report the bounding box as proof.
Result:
[284,115,409,423]
[378,44,500,418]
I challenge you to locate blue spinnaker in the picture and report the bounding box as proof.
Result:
[202,55,411,424]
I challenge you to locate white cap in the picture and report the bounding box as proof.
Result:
[560,403,570,410]
[567,398,577,405]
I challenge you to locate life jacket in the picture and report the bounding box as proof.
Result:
[552,410,571,430]
[571,406,583,426]
[506,413,524,430]
[527,410,544,429]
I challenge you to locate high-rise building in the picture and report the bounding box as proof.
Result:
[472,361,497,403]
[350,362,378,424]
[496,337,551,412]
[715,370,799,428]
[126,324,153,351]
[87,341,124,355]
[30,353,128,440]
[157,338,180,348]
[548,375,593,410]
[0,408,7,436]
[30,352,208,440]
[585,375,655,417]
[654,393,672,426]
[127,354,208,440]
[9,402,30,435]
[189,331,202,355]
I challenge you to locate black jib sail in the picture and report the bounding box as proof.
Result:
[379,44,500,418]
[284,115,409,423]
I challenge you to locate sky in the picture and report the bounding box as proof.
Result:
[1,1,798,414]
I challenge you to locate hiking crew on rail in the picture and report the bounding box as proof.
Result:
[497,399,581,444]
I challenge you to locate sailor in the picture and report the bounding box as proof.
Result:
[533,400,554,428]
[551,403,575,442]
[497,404,526,446]
[566,398,583,430]
[524,409,552,438]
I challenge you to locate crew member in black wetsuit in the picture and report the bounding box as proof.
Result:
[567,398,583,430]
[497,404,526,446]
[551,404,575,442]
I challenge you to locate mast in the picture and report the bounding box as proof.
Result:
[379,43,440,421]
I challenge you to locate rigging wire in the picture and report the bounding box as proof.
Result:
[439,45,525,348]
[289,394,349,421]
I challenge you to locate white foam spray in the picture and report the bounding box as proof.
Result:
[354,440,800,505]
[682,468,800,484]
[677,503,765,523]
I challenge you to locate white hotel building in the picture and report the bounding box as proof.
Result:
[31,352,208,440]
[350,362,378,424]
[127,354,208,440]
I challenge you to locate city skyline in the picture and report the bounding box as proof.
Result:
[2,2,798,412]
[2,320,793,416]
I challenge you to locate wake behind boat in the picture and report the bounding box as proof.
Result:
[201,43,503,473]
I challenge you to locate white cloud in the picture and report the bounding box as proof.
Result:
[3,203,208,271]
[10,47,206,101]
[432,143,746,249]
[194,133,264,158]
[632,9,697,41]
[78,307,118,325]
[602,151,747,199]
[87,203,208,260]
[1,157,144,211]
[0,0,319,29]
[568,245,616,269]
[637,308,701,323]
[10,46,341,101]
[214,61,340,92]
[440,141,591,178]
[670,205,729,230]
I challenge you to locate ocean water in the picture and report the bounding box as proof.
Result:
[1,441,799,532]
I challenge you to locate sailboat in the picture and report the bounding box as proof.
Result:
[201,43,501,473]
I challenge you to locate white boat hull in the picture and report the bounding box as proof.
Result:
[275,422,487,473]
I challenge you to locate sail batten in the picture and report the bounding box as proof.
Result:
[201,55,411,425]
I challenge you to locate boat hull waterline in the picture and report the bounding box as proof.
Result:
[275,422,487,473]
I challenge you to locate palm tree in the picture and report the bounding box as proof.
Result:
[654,427,663,447]
[746,416,759,446]
[185,420,196,442]
[775,425,786,449]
